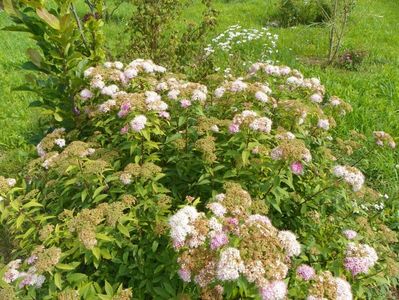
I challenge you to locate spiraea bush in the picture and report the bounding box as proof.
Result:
[0,58,398,299]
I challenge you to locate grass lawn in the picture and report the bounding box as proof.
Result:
[0,0,398,198]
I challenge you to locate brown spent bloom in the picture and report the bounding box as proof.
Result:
[82,159,110,174]
[222,182,252,216]
[200,285,224,300]
[0,286,16,300]
[373,131,396,149]
[32,246,61,273]
[121,194,137,206]
[68,201,129,248]
[271,139,312,163]
[57,289,80,300]
[195,116,222,135]
[112,288,133,300]
[195,136,217,163]
[308,271,338,299]
[36,128,65,156]
[39,224,55,241]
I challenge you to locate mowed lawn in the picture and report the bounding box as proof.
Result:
[0,0,398,199]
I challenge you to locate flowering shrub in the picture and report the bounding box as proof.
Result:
[0,58,397,299]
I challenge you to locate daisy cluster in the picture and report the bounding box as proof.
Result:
[204,25,279,75]
[169,184,301,300]
[344,242,378,276]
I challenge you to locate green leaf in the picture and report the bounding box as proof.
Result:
[53,112,63,122]
[117,223,130,237]
[16,214,25,229]
[101,248,112,260]
[92,247,101,260]
[22,201,43,209]
[96,233,114,242]
[3,0,18,16]
[56,263,77,271]
[93,186,105,199]
[241,150,250,166]
[36,7,60,30]
[152,241,159,252]
[54,272,62,289]
[27,48,43,68]
[104,280,113,296]
[66,273,88,283]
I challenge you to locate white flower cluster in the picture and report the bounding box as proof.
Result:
[249,63,325,98]
[260,280,287,300]
[249,117,273,133]
[205,25,278,77]
[145,91,168,112]
[83,59,166,98]
[317,118,330,131]
[333,165,365,192]
[156,77,208,103]
[205,24,278,58]
[130,115,148,133]
[229,110,273,134]
[36,128,66,157]
[335,277,353,300]
[277,230,301,257]
[216,247,245,281]
[168,206,200,248]
[214,79,272,101]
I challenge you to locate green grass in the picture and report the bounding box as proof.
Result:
[0,0,398,197]
[0,13,38,175]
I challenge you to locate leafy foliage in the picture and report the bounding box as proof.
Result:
[0,58,397,299]
[2,0,105,127]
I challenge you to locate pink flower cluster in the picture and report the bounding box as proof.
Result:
[296,264,315,281]
[344,243,378,276]
[168,188,301,300]
[3,258,45,289]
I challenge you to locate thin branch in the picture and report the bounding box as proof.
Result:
[70,3,90,51]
